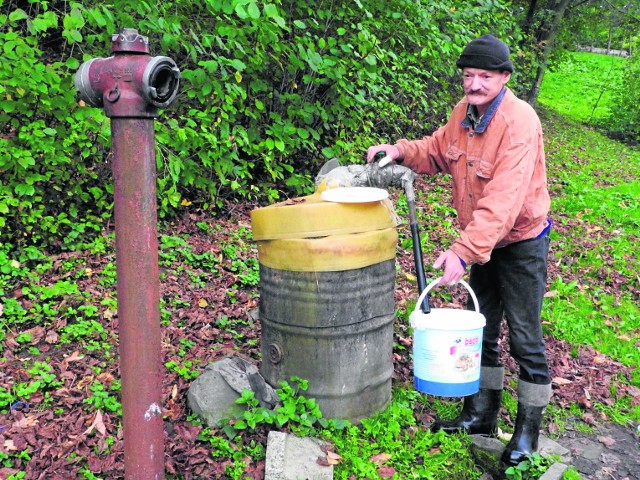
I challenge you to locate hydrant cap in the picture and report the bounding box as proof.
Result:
[112,28,149,54]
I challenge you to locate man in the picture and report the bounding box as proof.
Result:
[366,34,552,466]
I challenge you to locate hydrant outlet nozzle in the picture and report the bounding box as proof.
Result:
[143,56,181,107]
[74,58,103,108]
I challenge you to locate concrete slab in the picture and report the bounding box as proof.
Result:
[265,431,333,480]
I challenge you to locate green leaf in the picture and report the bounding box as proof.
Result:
[63,8,85,30]
[65,57,80,69]
[17,156,36,170]
[229,59,246,71]
[9,8,28,22]
[247,2,260,19]
[263,4,278,18]
[263,4,285,28]
[234,3,247,19]
[14,184,35,196]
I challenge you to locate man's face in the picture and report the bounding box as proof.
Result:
[462,68,511,114]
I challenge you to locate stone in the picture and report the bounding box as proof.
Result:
[539,435,572,463]
[265,431,333,480]
[187,356,279,427]
[538,462,570,480]
[470,435,505,475]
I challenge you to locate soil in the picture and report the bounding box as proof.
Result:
[556,422,640,480]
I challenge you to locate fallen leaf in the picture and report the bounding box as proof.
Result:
[552,377,572,386]
[198,299,208,308]
[583,413,597,425]
[616,334,631,341]
[592,356,607,365]
[63,350,85,366]
[45,330,60,344]
[171,384,179,400]
[378,465,397,478]
[13,417,38,428]
[598,436,616,447]
[84,411,107,436]
[370,453,392,464]
[327,451,342,461]
[96,372,115,384]
[3,439,16,451]
[544,290,558,298]
[402,272,417,283]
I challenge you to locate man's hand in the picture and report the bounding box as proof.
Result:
[366,144,401,164]
[433,249,466,285]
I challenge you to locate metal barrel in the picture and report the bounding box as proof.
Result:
[259,260,395,421]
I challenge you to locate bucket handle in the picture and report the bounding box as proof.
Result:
[413,277,480,314]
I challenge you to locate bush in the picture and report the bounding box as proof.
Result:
[604,49,640,144]
[0,0,529,250]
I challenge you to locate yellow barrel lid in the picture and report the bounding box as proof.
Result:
[251,191,399,240]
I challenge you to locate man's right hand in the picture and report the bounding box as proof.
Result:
[366,144,401,164]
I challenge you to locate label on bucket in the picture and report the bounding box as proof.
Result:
[413,327,482,396]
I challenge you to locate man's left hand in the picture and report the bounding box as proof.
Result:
[433,249,466,285]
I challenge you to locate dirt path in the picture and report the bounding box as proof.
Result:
[556,423,640,479]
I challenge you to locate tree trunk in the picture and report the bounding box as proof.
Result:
[526,0,573,107]
[522,0,539,35]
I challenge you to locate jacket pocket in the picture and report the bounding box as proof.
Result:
[445,146,465,162]
[474,158,495,179]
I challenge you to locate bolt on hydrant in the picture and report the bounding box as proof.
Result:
[75,28,180,480]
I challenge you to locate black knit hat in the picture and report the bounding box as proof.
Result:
[456,34,514,72]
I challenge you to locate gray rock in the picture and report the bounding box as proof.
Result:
[539,435,572,463]
[470,435,505,474]
[470,434,574,479]
[265,431,333,480]
[538,462,570,480]
[187,356,279,427]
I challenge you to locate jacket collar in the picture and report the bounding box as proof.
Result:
[461,87,507,133]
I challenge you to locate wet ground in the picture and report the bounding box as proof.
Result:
[556,423,640,479]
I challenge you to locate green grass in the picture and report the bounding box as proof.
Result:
[538,51,640,421]
[540,113,640,389]
[538,51,628,124]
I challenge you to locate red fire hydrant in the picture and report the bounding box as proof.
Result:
[75,28,180,480]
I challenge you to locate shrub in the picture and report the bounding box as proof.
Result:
[0,0,528,250]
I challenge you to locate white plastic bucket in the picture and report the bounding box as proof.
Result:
[410,278,486,397]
